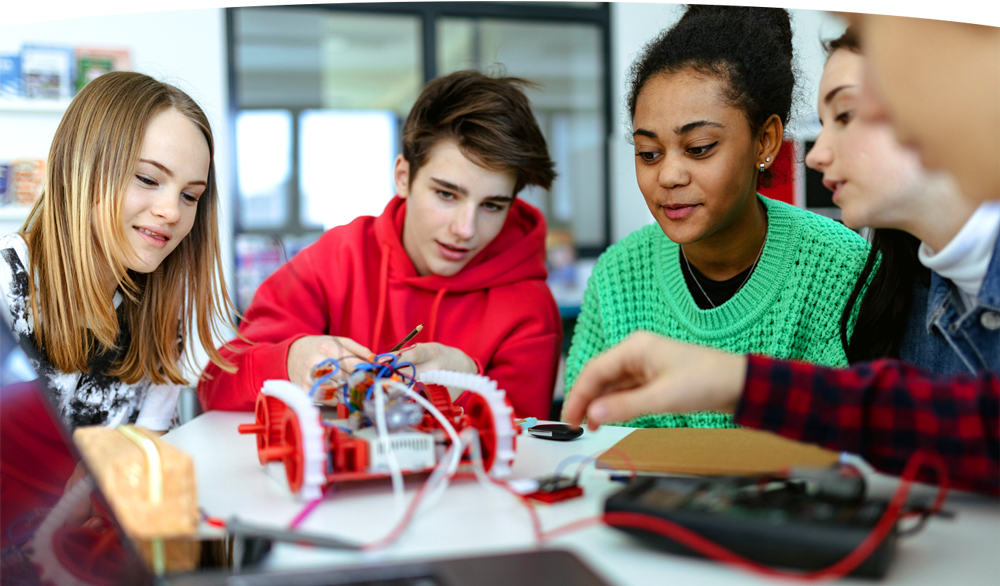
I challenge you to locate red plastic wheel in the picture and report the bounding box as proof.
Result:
[252,395,270,460]
[421,383,461,421]
[265,396,294,463]
[463,393,497,472]
[280,408,306,494]
[238,393,291,465]
[51,525,126,586]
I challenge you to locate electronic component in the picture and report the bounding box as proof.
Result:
[527,424,584,441]
[604,474,898,578]
[513,475,584,504]
[310,361,343,406]
[354,428,436,472]
[362,392,424,431]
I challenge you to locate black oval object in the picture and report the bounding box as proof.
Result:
[528,423,584,441]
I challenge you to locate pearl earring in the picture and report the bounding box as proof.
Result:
[766,156,771,162]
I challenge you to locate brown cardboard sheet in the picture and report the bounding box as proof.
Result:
[596,428,840,475]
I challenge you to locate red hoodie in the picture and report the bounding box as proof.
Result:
[199,196,562,418]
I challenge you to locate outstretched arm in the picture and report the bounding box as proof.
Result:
[563,331,1000,495]
[562,332,746,429]
[737,355,999,495]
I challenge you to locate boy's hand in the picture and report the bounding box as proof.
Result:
[287,335,372,390]
[398,343,478,376]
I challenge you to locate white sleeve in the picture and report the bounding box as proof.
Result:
[0,234,32,338]
[135,383,181,431]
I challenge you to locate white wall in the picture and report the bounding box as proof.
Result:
[607,4,846,243]
[0,8,235,374]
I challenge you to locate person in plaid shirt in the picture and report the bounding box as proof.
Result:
[563,333,999,495]
[564,15,1000,496]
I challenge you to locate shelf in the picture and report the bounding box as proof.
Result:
[0,98,72,114]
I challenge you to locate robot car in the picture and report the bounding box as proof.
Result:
[237,354,519,500]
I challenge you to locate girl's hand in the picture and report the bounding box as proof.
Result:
[398,343,478,376]
[562,332,747,430]
[287,335,372,390]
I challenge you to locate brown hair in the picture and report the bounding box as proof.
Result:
[824,26,862,57]
[401,70,556,195]
[21,71,238,385]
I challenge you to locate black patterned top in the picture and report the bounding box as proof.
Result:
[0,234,178,431]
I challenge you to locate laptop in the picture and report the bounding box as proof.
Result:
[0,324,614,586]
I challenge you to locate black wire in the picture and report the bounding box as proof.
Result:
[898,510,933,537]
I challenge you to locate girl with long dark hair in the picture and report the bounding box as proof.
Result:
[807,29,999,374]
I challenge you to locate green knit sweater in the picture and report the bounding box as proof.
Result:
[563,195,870,428]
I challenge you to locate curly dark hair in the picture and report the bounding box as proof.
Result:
[625,4,797,188]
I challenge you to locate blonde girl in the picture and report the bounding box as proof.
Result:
[0,71,237,431]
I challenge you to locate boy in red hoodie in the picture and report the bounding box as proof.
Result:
[199,71,561,419]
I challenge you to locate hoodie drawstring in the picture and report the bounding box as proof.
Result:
[371,244,391,352]
[372,241,447,350]
[426,288,447,343]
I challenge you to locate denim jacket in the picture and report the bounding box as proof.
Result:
[899,232,1000,375]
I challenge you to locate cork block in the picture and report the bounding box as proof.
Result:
[72,425,199,540]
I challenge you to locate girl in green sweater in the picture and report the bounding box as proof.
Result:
[563,6,870,428]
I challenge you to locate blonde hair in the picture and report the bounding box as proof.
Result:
[22,71,237,385]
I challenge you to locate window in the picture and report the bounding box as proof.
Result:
[229,3,611,310]
[235,110,291,229]
[437,18,605,249]
[298,109,398,230]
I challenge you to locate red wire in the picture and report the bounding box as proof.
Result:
[362,470,549,551]
[536,449,950,582]
[205,517,227,528]
[288,487,329,529]
[364,398,644,550]
[273,421,949,582]
[386,450,946,580]
[362,468,454,551]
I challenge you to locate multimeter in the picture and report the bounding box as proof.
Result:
[604,473,899,578]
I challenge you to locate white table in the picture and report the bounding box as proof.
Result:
[164,412,1000,585]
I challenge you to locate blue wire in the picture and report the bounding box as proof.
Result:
[319,421,354,433]
[308,359,341,398]
[393,361,418,387]
[554,454,597,479]
[343,353,421,405]
[320,358,341,371]
[394,361,416,375]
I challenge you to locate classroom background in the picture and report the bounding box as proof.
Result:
[0,2,845,419]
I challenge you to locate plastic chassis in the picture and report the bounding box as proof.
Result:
[237,371,519,500]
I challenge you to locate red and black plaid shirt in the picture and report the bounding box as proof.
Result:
[735,355,1000,496]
